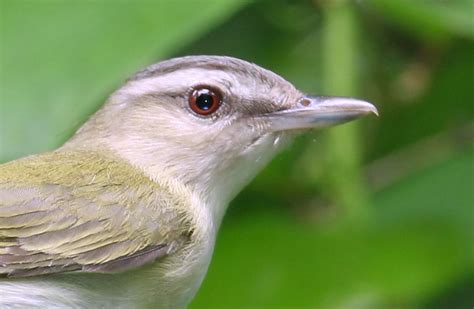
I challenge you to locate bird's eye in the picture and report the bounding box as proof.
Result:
[188,86,222,116]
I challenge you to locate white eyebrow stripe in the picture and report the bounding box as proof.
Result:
[113,68,273,106]
[117,68,236,97]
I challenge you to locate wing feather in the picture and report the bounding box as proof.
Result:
[0,151,191,278]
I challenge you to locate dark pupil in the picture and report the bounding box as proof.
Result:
[196,93,214,111]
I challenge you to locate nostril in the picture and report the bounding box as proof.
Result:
[299,98,311,107]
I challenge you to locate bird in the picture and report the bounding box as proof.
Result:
[0,55,377,308]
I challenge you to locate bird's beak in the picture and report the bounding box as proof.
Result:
[264,96,378,132]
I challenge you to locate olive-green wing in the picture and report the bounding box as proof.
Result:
[0,151,190,278]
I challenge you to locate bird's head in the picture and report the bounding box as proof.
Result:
[66,56,377,222]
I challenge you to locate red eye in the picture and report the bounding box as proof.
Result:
[189,86,222,116]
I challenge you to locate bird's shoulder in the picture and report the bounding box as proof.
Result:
[1,150,151,188]
[0,150,193,277]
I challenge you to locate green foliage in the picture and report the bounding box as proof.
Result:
[366,0,474,41]
[1,0,472,307]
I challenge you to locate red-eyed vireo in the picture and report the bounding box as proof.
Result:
[0,56,377,308]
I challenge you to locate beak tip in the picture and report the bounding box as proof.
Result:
[368,104,379,117]
[338,98,379,118]
[315,97,379,118]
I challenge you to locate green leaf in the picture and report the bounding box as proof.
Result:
[191,152,473,308]
[365,0,474,41]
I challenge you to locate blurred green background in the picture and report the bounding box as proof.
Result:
[1,0,473,308]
